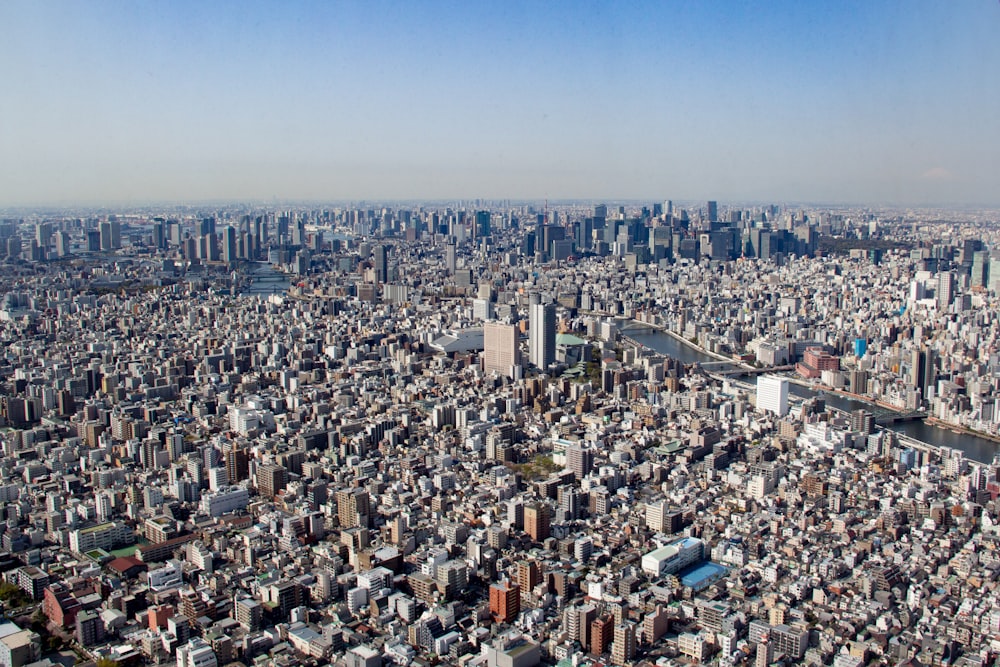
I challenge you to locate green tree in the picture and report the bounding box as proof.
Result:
[0,582,27,608]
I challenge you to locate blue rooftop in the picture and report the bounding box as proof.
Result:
[679,561,728,591]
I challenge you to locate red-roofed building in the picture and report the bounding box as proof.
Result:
[107,556,147,580]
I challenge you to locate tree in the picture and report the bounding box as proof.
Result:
[95,659,120,667]
[0,582,27,608]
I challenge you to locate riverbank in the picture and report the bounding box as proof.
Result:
[628,320,742,365]
[925,417,1000,446]
[625,325,1000,463]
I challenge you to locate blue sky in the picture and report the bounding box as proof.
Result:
[2,1,999,206]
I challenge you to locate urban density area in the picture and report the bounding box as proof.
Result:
[0,200,998,667]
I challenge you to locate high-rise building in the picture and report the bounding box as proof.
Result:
[222,226,237,264]
[489,581,520,624]
[971,250,989,288]
[374,245,388,284]
[53,231,70,257]
[565,444,593,480]
[850,409,875,436]
[529,296,556,371]
[707,200,718,222]
[590,615,614,656]
[475,210,491,238]
[337,488,371,529]
[484,322,519,378]
[612,622,637,665]
[517,560,541,600]
[937,271,955,308]
[910,347,936,394]
[256,463,287,498]
[445,241,456,274]
[225,444,249,483]
[35,222,52,248]
[756,375,789,417]
[99,220,121,251]
[524,503,550,542]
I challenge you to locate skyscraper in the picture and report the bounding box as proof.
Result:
[707,200,718,222]
[99,220,121,251]
[529,296,556,371]
[971,250,989,288]
[756,375,789,416]
[445,241,456,274]
[475,210,491,238]
[374,245,388,284]
[937,271,954,308]
[223,226,237,264]
[484,322,519,378]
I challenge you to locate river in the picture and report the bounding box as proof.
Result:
[241,262,291,296]
[628,329,1000,463]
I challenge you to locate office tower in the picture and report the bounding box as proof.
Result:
[756,375,789,416]
[374,245,388,284]
[475,210,491,238]
[910,347,936,394]
[971,250,989,288]
[489,581,520,623]
[445,241,456,274]
[575,218,593,250]
[707,200,718,222]
[256,463,287,498]
[151,220,166,249]
[222,226,237,264]
[99,221,121,251]
[53,231,69,257]
[35,222,52,248]
[937,271,954,308]
[529,296,556,371]
[524,503,550,542]
[484,322,519,378]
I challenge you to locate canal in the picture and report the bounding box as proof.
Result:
[627,329,1000,463]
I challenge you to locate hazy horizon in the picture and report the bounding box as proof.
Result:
[3,1,999,207]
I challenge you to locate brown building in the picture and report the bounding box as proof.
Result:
[225,444,249,483]
[257,463,288,498]
[517,561,542,602]
[489,581,520,624]
[591,614,614,656]
[524,503,550,542]
[336,488,371,529]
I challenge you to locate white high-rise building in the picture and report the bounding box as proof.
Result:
[529,296,556,371]
[484,322,519,378]
[756,375,789,417]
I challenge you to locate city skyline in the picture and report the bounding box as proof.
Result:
[2,1,1000,207]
